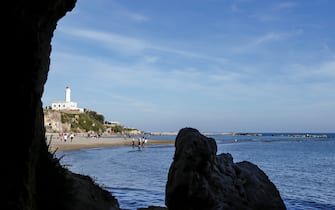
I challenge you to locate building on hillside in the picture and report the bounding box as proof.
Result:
[50,86,84,112]
[104,121,121,127]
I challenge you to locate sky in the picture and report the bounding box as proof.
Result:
[42,0,335,133]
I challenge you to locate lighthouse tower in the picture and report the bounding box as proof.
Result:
[50,86,83,112]
[65,86,71,102]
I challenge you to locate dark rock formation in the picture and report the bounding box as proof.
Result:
[68,171,120,210]
[166,127,286,210]
[6,1,119,210]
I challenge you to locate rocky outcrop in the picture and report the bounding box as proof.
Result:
[6,1,120,210]
[44,109,71,132]
[166,127,286,210]
[68,171,120,210]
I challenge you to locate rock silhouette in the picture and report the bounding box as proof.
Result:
[166,127,286,210]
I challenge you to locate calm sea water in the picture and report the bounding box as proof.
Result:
[56,133,335,210]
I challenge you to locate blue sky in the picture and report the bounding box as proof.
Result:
[42,0,335,133]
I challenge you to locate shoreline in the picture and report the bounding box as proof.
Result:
[46,134,175,152]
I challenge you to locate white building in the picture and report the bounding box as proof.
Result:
[50,86,83,112]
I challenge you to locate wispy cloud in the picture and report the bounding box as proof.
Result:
[51,50,233,97]
[121,10,149,23]
[296,59,335,83]
[231,30,302,53]
[273,2,298,10]
[53,27,332,98]
[54,39,335,101]
[251,1,298,22]
[58,27,227,64]
[109,1,149,23]
[231,0,253,13]
[60,27,147,53]
[142,55,159,63]
[231,32,282,53]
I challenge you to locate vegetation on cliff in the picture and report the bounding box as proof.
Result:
[44,109,141,135]
[60,109,106,133]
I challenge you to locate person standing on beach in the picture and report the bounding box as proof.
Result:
[70,133,74,142]
[63,133,68,142]
[59,133,64,142]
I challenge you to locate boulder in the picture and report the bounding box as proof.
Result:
[166,127,286,210]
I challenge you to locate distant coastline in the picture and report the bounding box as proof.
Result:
[148,131,332,138]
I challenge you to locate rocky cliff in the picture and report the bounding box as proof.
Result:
[43,109,107,133]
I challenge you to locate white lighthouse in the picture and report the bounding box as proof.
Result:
[65,86,71,102]
[50,86,83,112]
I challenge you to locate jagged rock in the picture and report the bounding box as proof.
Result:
[166,127,286,210]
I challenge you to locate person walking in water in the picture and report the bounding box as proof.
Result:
[138,138,141,148]
[141,137,145,147]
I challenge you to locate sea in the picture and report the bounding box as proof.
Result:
[56,133,335,210]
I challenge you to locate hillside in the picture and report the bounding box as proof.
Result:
[43,109,142,136]
[43,109,106,133]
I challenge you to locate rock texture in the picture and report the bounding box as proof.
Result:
[6,1,119,210]
[166,127,286,210]
[44,109,71,132]
[68,171,120,210]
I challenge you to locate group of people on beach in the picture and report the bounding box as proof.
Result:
[132,137,147,148]
[59,132,75,142]
[86,132,102,139]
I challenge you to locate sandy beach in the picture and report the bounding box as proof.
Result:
[45,133,175,152]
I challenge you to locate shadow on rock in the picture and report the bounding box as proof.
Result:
[165,127,286,210]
